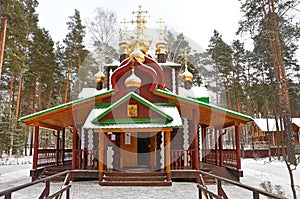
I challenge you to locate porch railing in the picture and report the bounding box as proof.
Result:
[197,171,287,199]
[203,149,238,169]
[37,149,72,167]
[74,150,98,170]
[171,149,194,170]
[0,170,71,199]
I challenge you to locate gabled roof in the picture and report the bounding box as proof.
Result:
[154,88,253,128]
[19,89,114,130]
[254,118,300,132]
[91,92,173,124]
[83,105,182,130]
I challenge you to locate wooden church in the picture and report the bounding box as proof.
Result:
[19,6,253,186]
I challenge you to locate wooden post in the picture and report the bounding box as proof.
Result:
[235,125,241,170]
[165,131,171,181]
[214,128,218,165]
[98,133,104,182]
[219,130,223,166]
[33,126,39,170]
[72,125,77,170]
[62,128,65,164]
[193,110,200,170]
[202,126,207,162]
[56,131,60,165]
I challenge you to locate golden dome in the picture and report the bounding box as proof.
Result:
[130,43,145,63]
[182,69,193,82]
[94,71,106,83]
[155,41,167,55]
[119,40,130,54]
[125,68,142,88]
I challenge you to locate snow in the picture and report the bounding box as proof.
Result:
[83,105,182,130]
[77,88,108,99]
[178,86,209,99]
[254,118,300,131]
[0,157,299,198]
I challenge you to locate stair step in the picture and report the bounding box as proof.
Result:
[103,176,166,181]
[99,181,172,186]
[104,172,166,177]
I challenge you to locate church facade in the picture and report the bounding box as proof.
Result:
[20,6,253,186]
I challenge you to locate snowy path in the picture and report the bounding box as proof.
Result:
[0,157,299,198]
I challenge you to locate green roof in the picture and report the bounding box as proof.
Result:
[19,89,114,122]
[154,89,253,121]
[92,92,173,124]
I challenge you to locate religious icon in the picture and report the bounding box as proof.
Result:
[128,104,138,117]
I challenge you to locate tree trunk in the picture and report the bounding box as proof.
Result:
[0,2,9,83]
[64,61,72,103]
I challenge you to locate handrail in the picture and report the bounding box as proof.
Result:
[0,170,71,199]
[197,171,287,199]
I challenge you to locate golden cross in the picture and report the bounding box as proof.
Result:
[120,18,129,39]
[182,50,189,70]
[131,5,149,38]
[156,18,165,40]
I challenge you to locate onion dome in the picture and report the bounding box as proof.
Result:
[155,41,167,55]
[181,51,193,82]
[182,68,193,82]
[125,68,142,88]
[130,42,145,63]
[94,70,106,83]
[119,40,129,54]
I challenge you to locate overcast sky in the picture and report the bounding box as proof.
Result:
[36,0,248,51]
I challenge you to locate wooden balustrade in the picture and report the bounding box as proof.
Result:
[171,149,194,170]
[75,150,98,170]
[204,149,238,169]
[0,170,71,199]
[37,149,72,167]
[197,171,287,199]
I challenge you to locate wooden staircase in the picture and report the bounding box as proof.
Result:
[99,172,172,186]
[40,164,71,181]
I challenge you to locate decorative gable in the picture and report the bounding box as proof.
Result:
[92,92,173,125]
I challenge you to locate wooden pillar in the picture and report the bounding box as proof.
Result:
[201,126,207,162]
[56,130,60,165]
[235,125,241,170]
[193,110,200,170]
[165,131,171,181]
[62,128,65,164]
[98,132,104,182]
[72,125,78,170]
[214,128,218,165]
[33,126,39,169]
[219,130,223,166]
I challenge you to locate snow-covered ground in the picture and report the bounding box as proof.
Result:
[0,157,299,198]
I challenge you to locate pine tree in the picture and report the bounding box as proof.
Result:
[63,9,88,101]
[207,30,233,108]
[238,1,300,198]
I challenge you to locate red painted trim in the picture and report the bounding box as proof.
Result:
[235,125,241,170]
[144,55,166,89]
[33,126,39,170]
[111,59,132,92]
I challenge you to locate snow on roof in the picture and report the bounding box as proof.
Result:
[292,118,300,127]
[178,86,209,100]
[254,118,300,131]
[83,106,182,130]
[78,88,108,99]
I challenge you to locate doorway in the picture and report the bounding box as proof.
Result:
[137,132,151,166]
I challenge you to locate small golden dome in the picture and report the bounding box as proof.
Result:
[119,40,129,54]
[94,71,106,83]
[155,41,167,55]
[182,69,193,82]
[130,43,145,63]
[125,68,142,88]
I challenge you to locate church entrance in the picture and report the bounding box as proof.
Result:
[137,132,151,166]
